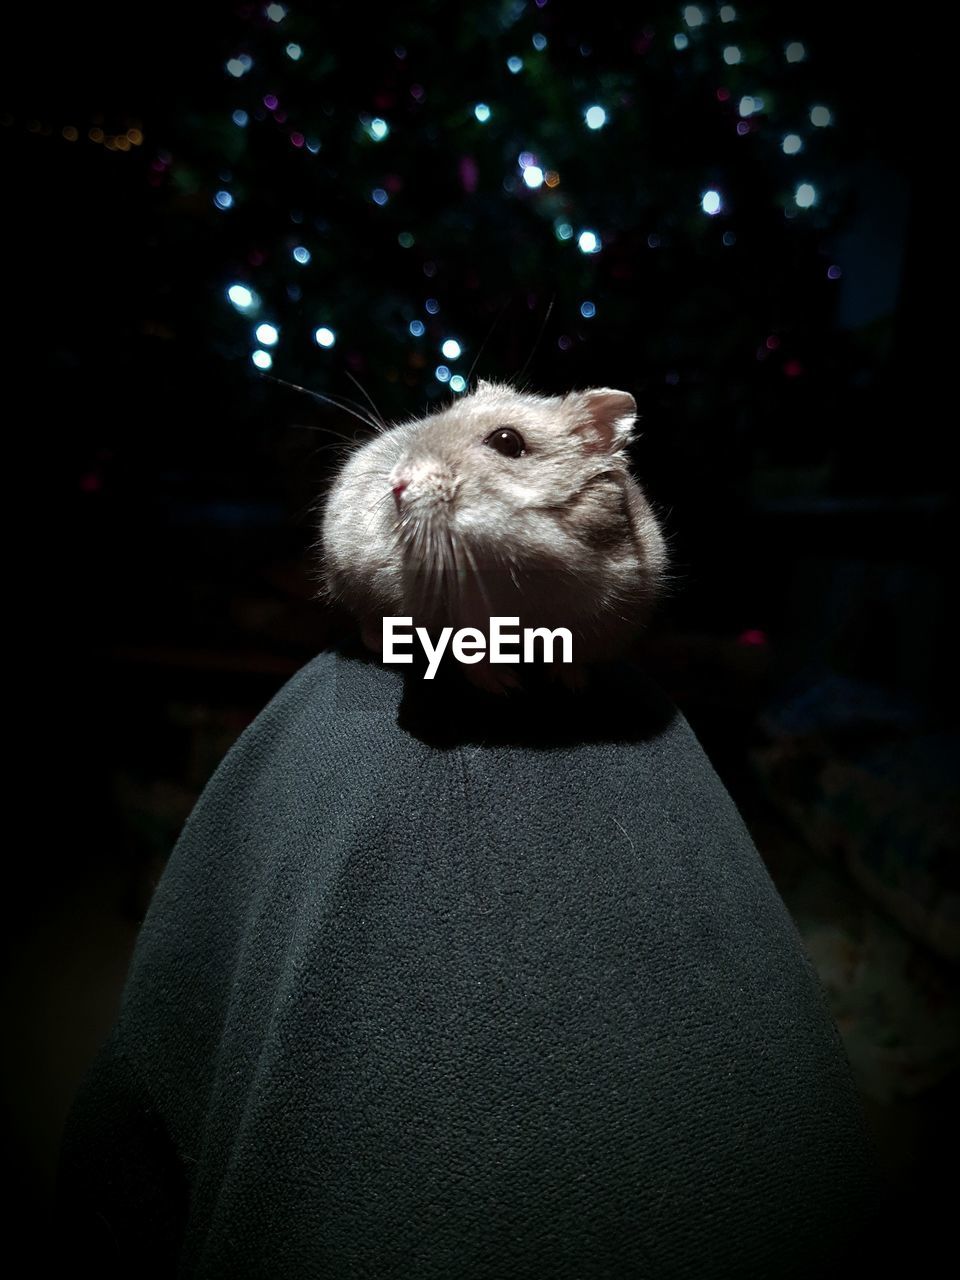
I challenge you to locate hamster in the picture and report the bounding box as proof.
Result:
[320,380,667,691]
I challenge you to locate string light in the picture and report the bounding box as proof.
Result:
[227,284,258,311]
[193,2,847,408]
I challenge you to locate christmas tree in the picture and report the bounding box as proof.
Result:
[4,0,921,652]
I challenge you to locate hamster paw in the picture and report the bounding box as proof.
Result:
[464,662,522,696]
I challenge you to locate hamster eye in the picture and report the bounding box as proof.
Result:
[484,427,527,458]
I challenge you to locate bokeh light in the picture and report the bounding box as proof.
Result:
[227,284,258,311]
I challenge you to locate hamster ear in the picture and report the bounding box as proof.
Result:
[569,388,637,453]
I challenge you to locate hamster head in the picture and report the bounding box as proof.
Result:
[321,380,667,658]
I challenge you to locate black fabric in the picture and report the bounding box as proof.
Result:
[57,651,877,1278]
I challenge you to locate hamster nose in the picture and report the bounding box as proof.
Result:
[392,479,408,507]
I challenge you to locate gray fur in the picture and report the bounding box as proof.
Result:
[320,381,668,670]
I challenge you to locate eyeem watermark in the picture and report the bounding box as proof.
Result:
[383,616,573,680]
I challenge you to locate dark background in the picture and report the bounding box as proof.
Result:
[2,0,955,1269]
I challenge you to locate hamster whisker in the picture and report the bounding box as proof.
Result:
[459,538,493,615]
[361,489,396,536]
[515,293,556,384]
[343,370,389,433]
[447,531,467,608]
[258,373,382,436]
[466,298,512,387]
